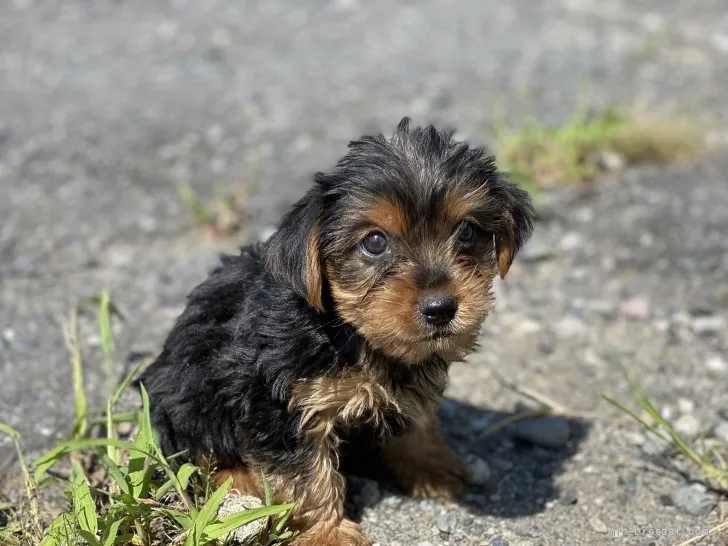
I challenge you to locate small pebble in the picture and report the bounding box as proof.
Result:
[560,489,578,505]
[598,151,626,171]
[510,416,571,449]
[673,414,701,440]
[712,421,728,444]
[705,355,728,375]
[468,523,484,537]
[620,297,652,320]
[624,431,645,447]
[677,398,695,414]
[217,494,268,545]
[552,316,586,339]
[659,493,673,506]
[671,483,715,516]
[585,299,616,316]
[465,454,492,486]
[588,516,609,534]
[116,422,134,436]
[435,511,457,535]
[691,315,725,335]
[538,335,555,354]
[558,232,582,251]
[488,537,509,546]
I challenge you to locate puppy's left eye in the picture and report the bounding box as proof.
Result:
[456,221,476,244]
[361,232,388,256]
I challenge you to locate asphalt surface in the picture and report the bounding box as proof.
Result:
[2,0,728,544]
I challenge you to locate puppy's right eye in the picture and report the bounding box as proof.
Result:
[361,232,388,256]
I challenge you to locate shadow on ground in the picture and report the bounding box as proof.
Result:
[343,398,591,521]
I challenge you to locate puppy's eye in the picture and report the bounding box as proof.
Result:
[361,232,388,256]
[456,221,476,244]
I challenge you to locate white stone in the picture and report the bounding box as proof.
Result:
[706,355,728,375]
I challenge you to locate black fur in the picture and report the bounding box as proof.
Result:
[137,117,534,475]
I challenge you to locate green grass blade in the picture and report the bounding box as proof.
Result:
[98,290,115,397]
[110,360,146,407]
[32,444,69,483]
[0,529,21,546]
[153,507,194,529]
[136,384,197,513]
[106,400,119,464]
[176,463,198,490]
[0,423,20,439]
[201,503,295,541]
[68,306,88,439]
[0,424,41,533]
[127,385,158,497]
[153,478,175,501]
[72,463,99,538]
[101,455,131,496]
[39,513,76,546]
[78,530,103,546]
[101,519,123,546]
[186,476,232,546]
[90,411,140,426]
[261,471,273,507]
[178,184,215,225]
[128,430,150,498]
[272,503,295,535]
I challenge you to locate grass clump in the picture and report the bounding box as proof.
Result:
[495,104,702,191]
[177,159,262,239]
[0,294,295,546]
[603,368,728,545]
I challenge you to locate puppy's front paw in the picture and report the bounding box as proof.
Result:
[387,443,469,500]
[405,450,469,500]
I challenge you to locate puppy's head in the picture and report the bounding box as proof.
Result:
[265,118,534,364]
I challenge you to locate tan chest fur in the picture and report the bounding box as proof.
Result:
[289,355,448,443]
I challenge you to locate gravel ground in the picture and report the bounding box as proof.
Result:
[2,0,728,544]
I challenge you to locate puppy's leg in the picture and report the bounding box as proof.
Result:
[269,446,370,546]
[211,458,369,546]
[381,410,468,500]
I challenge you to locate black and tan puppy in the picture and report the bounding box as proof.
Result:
[138,118,534,545]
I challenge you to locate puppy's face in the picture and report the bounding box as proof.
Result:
[265,118,534,364]
[323,186,500,364]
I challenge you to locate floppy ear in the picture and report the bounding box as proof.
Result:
[493,175,535,279]
[263,188,325,311]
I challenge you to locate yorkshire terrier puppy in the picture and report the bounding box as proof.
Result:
[138,118,534,545]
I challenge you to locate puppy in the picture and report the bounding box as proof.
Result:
[138,117,534,545]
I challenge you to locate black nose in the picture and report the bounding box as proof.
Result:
[419,295,458,326]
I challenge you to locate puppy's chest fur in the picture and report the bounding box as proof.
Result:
[289,351,448,443]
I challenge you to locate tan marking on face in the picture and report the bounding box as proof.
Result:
[440,186,488,228]
[305,220,324,311]
[365,198,409,238]
[495,212,516,278]
[327,253,497,364]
